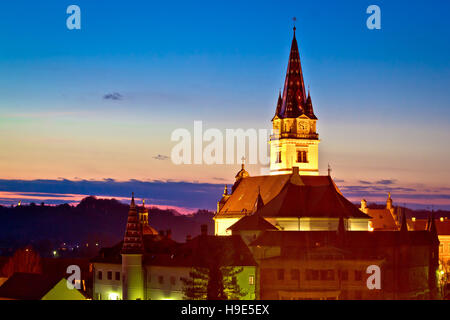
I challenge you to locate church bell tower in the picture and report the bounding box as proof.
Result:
[270,26,319,175]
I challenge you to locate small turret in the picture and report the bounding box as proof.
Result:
[217,185,231,212]
[386,192,393,210]
[252,186,264,214]
[360,199,368,213]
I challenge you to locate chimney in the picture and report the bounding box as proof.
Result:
[159,230,165,237]
[292,167,299,175]
[200,224,208,236]
[186,235,192,242]
[166,229,172,239]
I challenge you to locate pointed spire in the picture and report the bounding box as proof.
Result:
[400,207,408,232]
[429,209,437,237]
[130,192,135,208]
[253,186,264,214]
[277,25,316,120]
[121,193,144,254]
[273,91,282,120]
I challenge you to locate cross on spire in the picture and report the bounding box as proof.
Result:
[241,156,246,169]
[293,17,297,34]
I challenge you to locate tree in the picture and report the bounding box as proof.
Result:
[0,246,42,277]
[181,267,209,300]
[222,266,246,300]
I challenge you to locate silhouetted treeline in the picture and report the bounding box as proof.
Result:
[0,196,214,257]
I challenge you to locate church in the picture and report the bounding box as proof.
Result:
[214,26,370,236]
[91,27,440,300]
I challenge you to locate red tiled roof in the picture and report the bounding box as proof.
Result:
[367,208,398,230]
[216,174,339,218]
[257,177,369,219]
[408,219,450,235]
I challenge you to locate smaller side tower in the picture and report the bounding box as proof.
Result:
[121,193,145,300]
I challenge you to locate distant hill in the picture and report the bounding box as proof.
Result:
[0,196,214,257]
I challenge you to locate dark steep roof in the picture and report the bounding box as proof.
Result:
[217,173,341,218]
[277,29,316,120]
[228,213,278,232]
[250,230,438,252]
[0,273,62,300]
[256,175,369,219]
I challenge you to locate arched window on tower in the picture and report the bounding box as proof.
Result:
[297,150,308,163]
[276,151,282,164]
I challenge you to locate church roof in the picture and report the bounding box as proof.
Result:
[365,208,399,231]
[216,172,367,219]
[277,28,317,120]
[257,176,369,219]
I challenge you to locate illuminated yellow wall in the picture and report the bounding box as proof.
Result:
[270,117,319,175]
[93,262,123,300]
[215,217,240,236]
[216,217,369,235]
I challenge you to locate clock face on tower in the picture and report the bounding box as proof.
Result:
[299,121,308,132]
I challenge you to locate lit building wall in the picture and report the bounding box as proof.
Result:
[215,217,239,236]
[215,217,369,235]
[145,266,190,300]
[93,262,123,300]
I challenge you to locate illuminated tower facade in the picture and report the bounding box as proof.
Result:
[270,27,319,175]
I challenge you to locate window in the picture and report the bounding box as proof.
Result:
[170,276,176,285]
[320,270,334,281]
[107,271,112,280]
[277,269,285,280]
[354,270,363,281]
[249,275,255,285]
[291,269,300,281]
[340,270,348,281]
[115,272,120,281]
[306,269,319,281]
[297,150,308,163]
[276,151,282,163]
[98,271,103,280]
[158,276,164,284]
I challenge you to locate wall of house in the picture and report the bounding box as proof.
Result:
[259,258,384,300]
[145,265,190,300]
[92,262,123,300]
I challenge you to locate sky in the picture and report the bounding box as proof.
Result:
[0,0,449,210]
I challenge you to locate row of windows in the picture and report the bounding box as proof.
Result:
[98,271,120,281]
[275,151,308,164]
[275,269,364,282]
[439,243,450,253]
[97,271,255,287]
